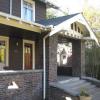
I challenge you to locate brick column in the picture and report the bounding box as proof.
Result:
[49,34,58,82]
[45,34,58,100]
[46,34,58,83]
[72,40,85,77]
[81,40,86,77]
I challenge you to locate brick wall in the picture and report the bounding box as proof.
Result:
[0,70,43,100]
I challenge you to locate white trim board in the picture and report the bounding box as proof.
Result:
[49,13,99,45]
[23,40,35,70]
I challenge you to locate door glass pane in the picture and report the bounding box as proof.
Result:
[24,43,33,70]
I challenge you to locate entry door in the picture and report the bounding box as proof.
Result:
[24,43,33,69]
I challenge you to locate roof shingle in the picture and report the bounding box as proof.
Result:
[36,13,79,26]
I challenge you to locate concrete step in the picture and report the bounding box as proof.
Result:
[61,80,86,87]
[73,84,95,92]
[72,82,91,90]
[92,91,100,100]
[58,77,80,84]
[50,78,100,100]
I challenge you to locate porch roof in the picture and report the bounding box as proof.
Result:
[37,13,79,26]
[37,13,99,45]
[0,12,45,33]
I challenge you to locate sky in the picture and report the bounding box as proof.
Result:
[48,0,100,14]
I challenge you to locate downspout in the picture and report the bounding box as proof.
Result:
[43,33,49,100]
[43,25,54,100]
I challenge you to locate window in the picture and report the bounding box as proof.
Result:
[22,0,35,22]
[0,41,6,64]
[0,36,9,69]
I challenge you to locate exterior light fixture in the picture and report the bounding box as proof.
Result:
[16,42,18,46]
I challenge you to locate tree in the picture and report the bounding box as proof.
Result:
[46,0,68,19]
[46,8,57,19]
[83,4,100,29]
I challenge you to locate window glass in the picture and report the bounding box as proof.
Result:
[0,41,6,64]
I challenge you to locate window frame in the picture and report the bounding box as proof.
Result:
[21,0,35,22]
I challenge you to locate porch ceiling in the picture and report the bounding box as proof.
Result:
[0,12,44,33]
[0,24,40,40]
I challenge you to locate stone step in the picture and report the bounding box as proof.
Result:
[58,78,80,84]
[73,84,95,93]
[72,82,91,90]
[61,80,85,86]
[50,78,100,100]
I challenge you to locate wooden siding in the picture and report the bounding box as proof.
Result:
[35,1,46,21]
[0,0,10,14]
[0,0,46,21]
[12,0,21,17]
[9,37,23,70]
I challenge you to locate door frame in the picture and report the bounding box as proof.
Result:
[0,36,9,66]
[23,39,35,70]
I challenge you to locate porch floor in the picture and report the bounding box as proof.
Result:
[50,76,100,100]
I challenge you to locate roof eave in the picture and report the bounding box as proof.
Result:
[0,12,46,33]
